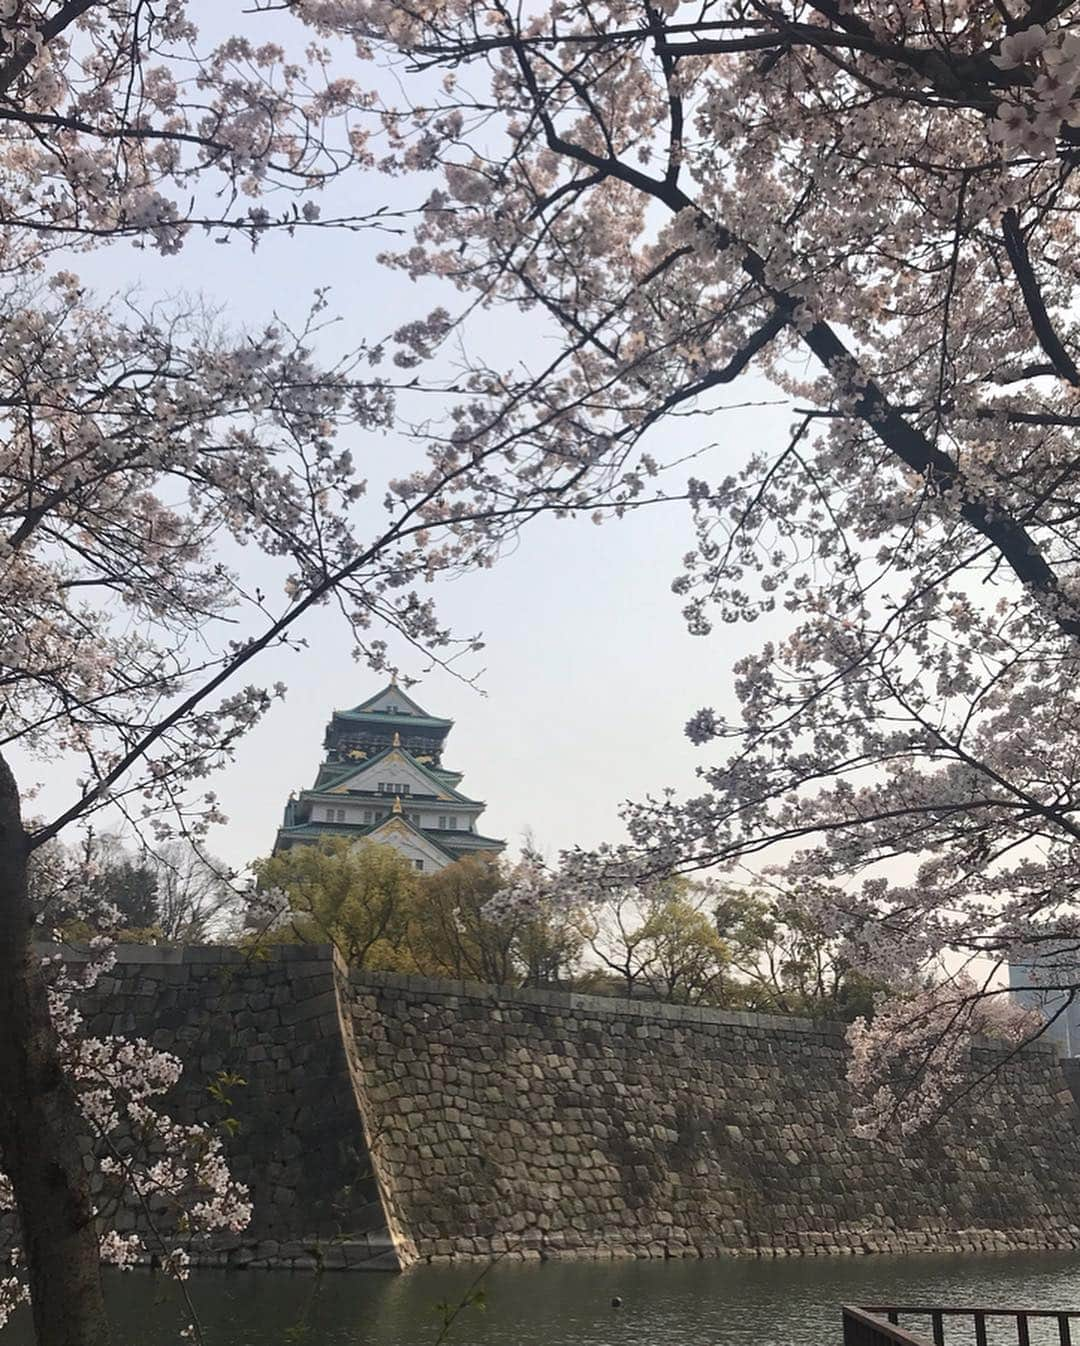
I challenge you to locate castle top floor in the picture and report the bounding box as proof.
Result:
[323,678,453,768]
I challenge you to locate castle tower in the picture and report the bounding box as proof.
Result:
[273,679,505,873]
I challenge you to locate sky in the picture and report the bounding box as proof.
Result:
[10,5,799,874]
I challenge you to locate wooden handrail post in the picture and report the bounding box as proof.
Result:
[847,1304,1080,1346]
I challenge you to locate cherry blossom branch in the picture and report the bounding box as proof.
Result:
[1001,208,1080,386]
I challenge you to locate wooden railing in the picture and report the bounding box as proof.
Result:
[843,1306,934,1346]
[843,1306,1080,1346]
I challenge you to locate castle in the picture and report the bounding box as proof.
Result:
[273,679,505,873]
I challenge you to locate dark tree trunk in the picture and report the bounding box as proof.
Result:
[0,751,111,1346]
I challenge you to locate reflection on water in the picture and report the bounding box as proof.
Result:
[7,1250,1080,1346]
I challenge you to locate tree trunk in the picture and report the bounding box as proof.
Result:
[0,751,111,1346]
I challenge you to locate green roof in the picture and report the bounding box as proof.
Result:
[276,820,361,840]
[275,814,461,863]
[441,833,505,852]
[338,681,452,729]
[333,707,452,731]
[305,743,479,805]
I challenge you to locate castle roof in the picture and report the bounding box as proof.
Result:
[311,742,480,805]
[273,815,504,860]
[333,680,453,731]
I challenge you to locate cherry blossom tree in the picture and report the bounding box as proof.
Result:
[319,0,1080,1128]
[0,2,660,1341]
[0,0,380,1332]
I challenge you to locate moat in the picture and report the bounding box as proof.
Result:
[9,1252,1080,1346]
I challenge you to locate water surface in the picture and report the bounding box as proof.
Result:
[9,1250,1080,1346]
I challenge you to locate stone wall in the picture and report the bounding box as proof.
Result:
[45,947,1080,1272]
[339,970,1080,1265]
[71,945,398,1270]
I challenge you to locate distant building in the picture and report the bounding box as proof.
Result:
[1008,944,1080,1056]
[273,679,505,873]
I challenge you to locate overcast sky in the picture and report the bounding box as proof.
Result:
[11,8,800,873]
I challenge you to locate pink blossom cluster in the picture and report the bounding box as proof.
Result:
[847,976,1044,1138]
[0,949,251,1330]
[0,0,382,263]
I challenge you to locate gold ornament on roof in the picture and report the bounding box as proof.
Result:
[392,795,403,814]
[392,731,401,747]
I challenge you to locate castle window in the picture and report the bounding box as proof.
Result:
[336,809,345,822]
[414,859,424,871]
[437,815,446,829]
[363,810,373,823]
[399,784,410,796]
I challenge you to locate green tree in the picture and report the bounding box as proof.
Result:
[577,879,730,1005]
[635,896,731,1005]
[409,856,583,988]
[253,839,417,967]
[408,856,515,984]
[32,834,162,943]
[91,861,159,932]
[513,908,582,988]
[713,888,881,1022]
